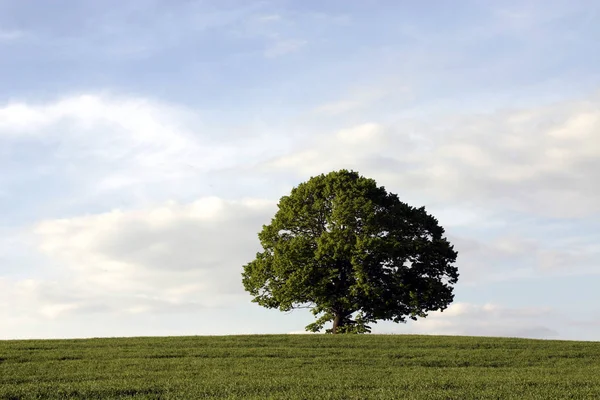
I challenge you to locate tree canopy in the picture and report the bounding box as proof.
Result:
[242,170,458,333]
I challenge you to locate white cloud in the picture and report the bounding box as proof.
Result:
[0,94,281,200]
[264,39,307,58]
[0,30,23,41]
[3,92,598,339]
[16,197,276,321]
[0,278,111,325]
[267,122,391,174]
[265,95,600,218]
[314,86,401,116]
[382,302,559,339]
[256,14,282,23]
[0,94,197,149]
[444,302,552,319]
[448,232,600,285]
[0,94,201,169]
[315,100,364,115]
[28,196,594,321]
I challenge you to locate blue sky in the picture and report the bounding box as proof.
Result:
[1,0,600,340]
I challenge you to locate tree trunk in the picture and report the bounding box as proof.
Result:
[332,312,342,334]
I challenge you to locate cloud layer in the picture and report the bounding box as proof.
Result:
[32,198,274,314]
[1,89,599,339]
[2,0,600,340]
[268,95,600,218]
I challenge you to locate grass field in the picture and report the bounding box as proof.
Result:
[1,334,600,399]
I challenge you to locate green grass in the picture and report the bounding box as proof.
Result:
[1,334,600,399]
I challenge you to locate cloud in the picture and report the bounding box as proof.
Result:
[315,100,364,115]
[0,94,201,169]
[9,197,276,322]
[264,39,307,58]
[0,95,207,209]
[450,232,600,285]
[379,302,559,339]
[256,14,282,23]
[0,93,197,146]
[441,302,552,319]
[266,122,393,174]
[0,30,24,41]
[265,95,600,218]
[27,197,596,322]
[0,94,285,207]
[314,86,403,116]
[3,91,598,339]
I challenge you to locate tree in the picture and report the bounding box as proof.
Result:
[242,170,458,334]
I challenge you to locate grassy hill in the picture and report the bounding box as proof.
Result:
[1,334,599,399]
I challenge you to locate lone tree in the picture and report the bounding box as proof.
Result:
[242,170,458,334]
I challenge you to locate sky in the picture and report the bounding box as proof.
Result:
[1,0,600,340]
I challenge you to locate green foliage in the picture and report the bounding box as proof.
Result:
[242,170,459,333]
[2,335,600,399]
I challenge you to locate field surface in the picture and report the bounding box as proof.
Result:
[1,334,600,399]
